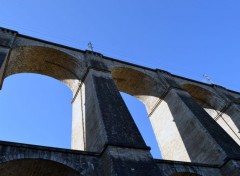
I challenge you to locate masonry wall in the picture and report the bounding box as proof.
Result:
[1,27,240,175]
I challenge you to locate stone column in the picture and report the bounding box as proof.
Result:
[71,80,85,150]
[0,28,17,89]
[72,67,148,152]
[73,53,162,176]
[72,63,163,175]
[211,85,240,145]
[148,70,240,166]
[220,103,240,143]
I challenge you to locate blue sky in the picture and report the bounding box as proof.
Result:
[0,0,240,159]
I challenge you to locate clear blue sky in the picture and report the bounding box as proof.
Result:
[0,0,240,159]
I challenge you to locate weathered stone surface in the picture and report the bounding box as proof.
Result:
[0,159,80,176]
[0,141,99,175]
[182,83,240,145]
[150,88,230,164]
[220,159,240,176]
[73,69,148,152]
[99,146,163,176]
[156,159,222,176]
[1,27,240,175]
[0,27,17,48]
[0,49,9,89]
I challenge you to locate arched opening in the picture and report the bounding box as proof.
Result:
[5,46,82,93]
[0,73,72,148]
[0,46,83,148]
[111,67,162,158]
[183,84,240,145]
[0,159,80,176]
[121,92,161,158]
[183,84,223,113]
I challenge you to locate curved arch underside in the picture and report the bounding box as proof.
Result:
[111,67,161,112]
[0,159,80,176]
[183,84,224,110]
[111,67,159,97]
[5,46,83,93]
[183,83,240,145]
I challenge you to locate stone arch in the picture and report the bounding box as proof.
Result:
[111,66,162,155]
[0,73,72,148]
[0,158,80,176]
[183,83,240,145]
[111,66,161,113]
[111,67,159,96]
[1,46,86,150]
[182,84,225,111]
[0,154,76,170]
[182,83,227,119]
[4,46,84,93]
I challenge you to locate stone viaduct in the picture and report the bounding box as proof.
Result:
[0,27,240,175]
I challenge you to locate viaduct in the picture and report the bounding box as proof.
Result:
[0,27,240,175]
